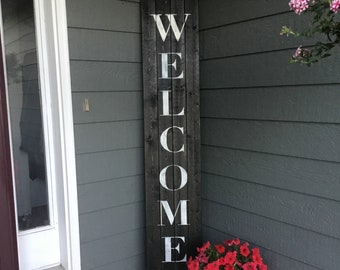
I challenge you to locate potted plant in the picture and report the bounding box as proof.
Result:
[187,238,267,270]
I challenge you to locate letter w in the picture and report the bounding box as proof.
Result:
[150,14,191,42]
[158,200,189,226]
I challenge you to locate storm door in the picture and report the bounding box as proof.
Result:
[0,0,81,269]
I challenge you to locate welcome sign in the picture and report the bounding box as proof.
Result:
[141,0,201,269]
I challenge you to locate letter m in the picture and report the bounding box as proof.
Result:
[150,14,191,42]
[158,200,189,226]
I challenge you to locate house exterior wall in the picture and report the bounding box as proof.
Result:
[65,0,145,269]
[199,0,340,269]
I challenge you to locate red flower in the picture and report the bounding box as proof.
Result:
[224,238,240,246]
[258,263,268,270]
[224,251,237,265]
[242,262,257,270]
[197,241,211,253]
[187,257,199,270]
[195,252,209,264]
[224,265,234,270]
[205,261,220,270]
[240,242,250,257]
[215,244,225,254]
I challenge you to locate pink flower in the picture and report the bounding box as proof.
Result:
[330,0,340,13]
[223,238,240,246]
[197,241,211,253]
[289,0,310,14]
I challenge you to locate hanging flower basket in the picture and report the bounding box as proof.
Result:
[281,0,340,65]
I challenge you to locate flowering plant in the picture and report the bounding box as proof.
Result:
[281,0,340,65]
[186,238,267,270]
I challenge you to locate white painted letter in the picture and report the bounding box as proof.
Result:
[159,165,187,191]
[150,14,191,42]
[158,200,188,226]
[160,126,185,153]
[163,236,187,263]
[160,90,185,116]
[160,53,184,79]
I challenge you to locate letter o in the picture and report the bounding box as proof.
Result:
[159,165,187,191]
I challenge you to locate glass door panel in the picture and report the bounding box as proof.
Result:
[1,0,50,231]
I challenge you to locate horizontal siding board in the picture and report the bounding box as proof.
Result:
[81,229,145,270]
[202,146,340,201]
[203,227,321,270]
[202,173,340,238]
[74,120,143,154]
[67,0,140,33]
[202,118,340,162]
[94,254,145,270]
[70,61,142,92]
[78,175,144,214]
[199,0,289,29]
[68,28,141,62]
[203,201,340,269]
[72,92,142,124]
[200,49,340,89]
[79,202,145,243]
[200,13,313,60]
[201,86,340,123]
[76,148,144,185]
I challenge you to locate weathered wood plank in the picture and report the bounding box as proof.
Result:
[77,175,144,214]
[201,118,340,162]
[200,49,340,89]
[79,202,145,243]
[76,148,144,185]
[141,0,162,268]
[70,61,142,92]
[185,0,202,260]
[81,229,145,270]
[199,0,289,30]
[72,92,142,124]
[202,173,340,238]
[201,146,340,201]
[200,86,340,123]
[68,28,141,62]
[67,0,140,33]
[203,201,340,270]
[74,120,143,154]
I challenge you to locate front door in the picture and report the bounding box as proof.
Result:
[0,0,81,269]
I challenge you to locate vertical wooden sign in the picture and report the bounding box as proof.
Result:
[141,0,201,269]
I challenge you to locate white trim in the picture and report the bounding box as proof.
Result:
[49,0,81,269]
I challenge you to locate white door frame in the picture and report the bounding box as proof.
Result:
[7,0,81,268]
[37,0,81,269]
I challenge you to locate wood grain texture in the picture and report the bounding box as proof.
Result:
[81,229,145,270]
[200,1,340,270]
[72,92,142,124]
[202,146,340,201]
[201,86,340,123]
[199,0,289,29]
[142,0,201,268]
[68,28,141,62]
[202,227,322,270]
[76,148,144,185]
[203,201,340,270]
[70,61,142,92]
[67,0,140,33]
[202,118,340,162]
[202,173,340,238]
[77,175,144,214]
[79,202,145,243]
